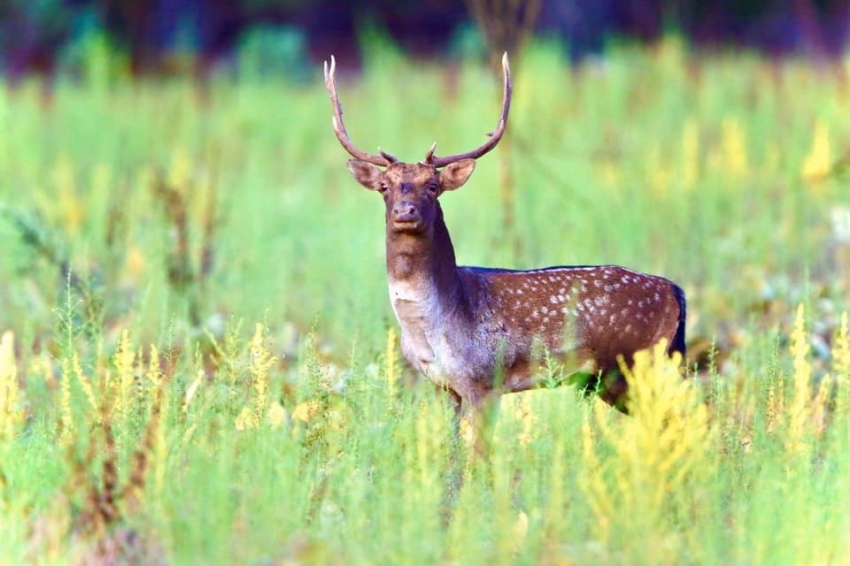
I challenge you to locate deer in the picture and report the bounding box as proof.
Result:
[323,53,687,436]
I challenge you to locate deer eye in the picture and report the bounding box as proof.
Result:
[379,182,388,193]
[426,183,438,194]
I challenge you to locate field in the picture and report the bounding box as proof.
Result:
[1,38,850,564]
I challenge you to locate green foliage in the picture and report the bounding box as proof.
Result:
[59,21,129,91]
[237,25,310,83]
[1,38,850,562]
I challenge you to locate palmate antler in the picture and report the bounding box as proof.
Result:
[324,52,512,169]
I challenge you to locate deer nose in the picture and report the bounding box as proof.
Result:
[392,201,420,224]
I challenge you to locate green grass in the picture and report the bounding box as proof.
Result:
[1,38,849,563]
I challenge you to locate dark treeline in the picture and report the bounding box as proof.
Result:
[1,0,848,79]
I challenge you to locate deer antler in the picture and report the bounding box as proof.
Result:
[324,55,397,166]
[426,52,512,168]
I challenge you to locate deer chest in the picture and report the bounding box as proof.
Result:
[389,288,474,387]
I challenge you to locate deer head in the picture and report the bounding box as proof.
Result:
[324,53,512,237]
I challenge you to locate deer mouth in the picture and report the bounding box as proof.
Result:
[391,219,425,233]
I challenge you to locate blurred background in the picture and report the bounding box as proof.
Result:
[1,0,849,364]
[2,0,849,82]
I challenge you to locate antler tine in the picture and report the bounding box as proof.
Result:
[429,52,512,168]
[422,142,437,165]
[324,55,393,167]
[379,148,398,163]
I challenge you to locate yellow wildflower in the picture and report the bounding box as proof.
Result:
[802,119,831,184]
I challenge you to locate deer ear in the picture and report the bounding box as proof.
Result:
[439,159,476,191]
[347,160,384,191]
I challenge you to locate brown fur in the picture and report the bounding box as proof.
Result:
[328,54,684,424]
[347,160,686,414]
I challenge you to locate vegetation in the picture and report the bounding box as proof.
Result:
[1,38,849,563]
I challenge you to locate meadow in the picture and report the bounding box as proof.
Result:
[1,38,850,564]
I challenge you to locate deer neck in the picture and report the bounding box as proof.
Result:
[386,205,462,308]
[386,206,471,382]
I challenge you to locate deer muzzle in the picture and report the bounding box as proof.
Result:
[391,200,423,231]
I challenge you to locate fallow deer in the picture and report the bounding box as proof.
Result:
[324,53,686,420]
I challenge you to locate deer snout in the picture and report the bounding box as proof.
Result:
[391,201,421,225]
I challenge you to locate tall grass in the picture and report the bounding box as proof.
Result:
[0,38,849,562]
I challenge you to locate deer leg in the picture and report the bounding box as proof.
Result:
[439,388,500,526]
[597,369,630,413]
[441,387,463,431]
[440,387,465,524]
[459,392,501,460]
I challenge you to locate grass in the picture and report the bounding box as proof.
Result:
[1,37,850,563]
